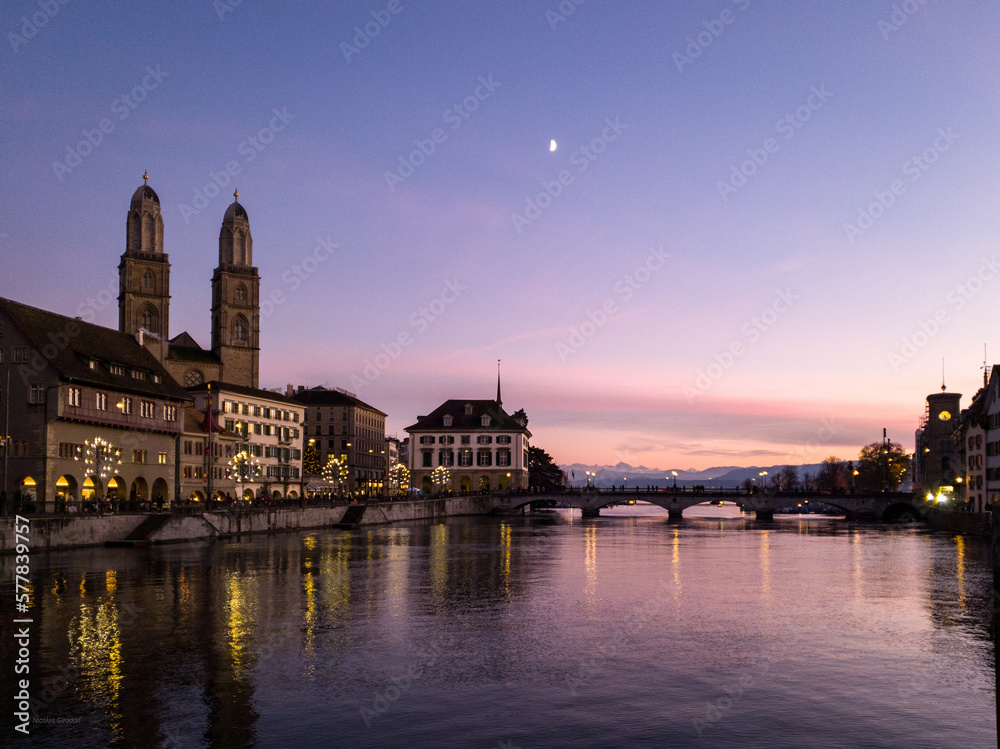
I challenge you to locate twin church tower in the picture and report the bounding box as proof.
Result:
[117,172,261,389]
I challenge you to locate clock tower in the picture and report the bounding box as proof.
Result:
[915,388,962,495]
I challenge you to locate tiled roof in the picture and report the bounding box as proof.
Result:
[292,386,386,416]
[0,296,190,401]
[405,399,529,434]
[188,380,303,407]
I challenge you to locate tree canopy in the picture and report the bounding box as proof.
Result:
[855,440,909,491]
[528,446,564,490]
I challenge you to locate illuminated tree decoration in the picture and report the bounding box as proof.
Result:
[388,463,410,492]
[227,449,262,491]
[431,465,451,492]
[75,436,123,479]
[323,456,349,491]
[303,440,322,474]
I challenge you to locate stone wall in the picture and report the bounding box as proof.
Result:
[0,495,499,553]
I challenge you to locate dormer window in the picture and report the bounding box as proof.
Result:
[464,403,473,415]
[481,415,491,427]
[443,415,453,427]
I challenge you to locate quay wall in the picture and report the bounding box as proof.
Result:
[0,495,499,553]
[923,508,991,537]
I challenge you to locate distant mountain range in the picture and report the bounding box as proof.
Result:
[559,461,826,489]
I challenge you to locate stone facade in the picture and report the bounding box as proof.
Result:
[0,297,190,512]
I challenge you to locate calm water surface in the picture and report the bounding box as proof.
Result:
[1,504,995,748]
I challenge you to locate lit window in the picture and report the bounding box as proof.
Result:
[158,452,168,464]
[96,393,107,410]
[67,387,81,407]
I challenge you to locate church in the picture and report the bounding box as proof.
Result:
[0,173,304,510]
[119,171,261,389]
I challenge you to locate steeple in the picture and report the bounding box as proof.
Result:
[119,171,170,363]
[212,192,260,388]
[496,359,502,409]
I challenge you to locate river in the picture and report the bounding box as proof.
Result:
[1,503,995,748]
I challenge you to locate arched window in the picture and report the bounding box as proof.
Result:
[142,216,154,248]
[232,316,248,345]
[235,283,247,303]
[139,306,158,333]
[184,369,204,387]
[142,271,154,290]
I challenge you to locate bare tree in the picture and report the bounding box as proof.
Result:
[779,465,799,491]
[816,456,848,493]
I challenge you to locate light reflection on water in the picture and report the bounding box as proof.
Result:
[1,504,996,748]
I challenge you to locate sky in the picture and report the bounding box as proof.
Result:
[2,1,999,471]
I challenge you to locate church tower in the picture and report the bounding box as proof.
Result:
[211,191,260,388]
[118,171,170,363]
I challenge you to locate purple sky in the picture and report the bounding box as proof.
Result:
[2,1,998,469]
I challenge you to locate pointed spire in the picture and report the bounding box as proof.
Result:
[496,359,502,409]
[941,358,946,391]
[143,169,149,185]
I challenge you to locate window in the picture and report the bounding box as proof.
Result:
[224,400,235,413]
[440,435,454,444]
[133,450,147,464]
[96,392,107,410]
[439,450,454,466]
[68,387,81,407]
[183,466,193,479]
[142,270,154,289]
[497,450,511,467]
[163,405,177,421]
[477,450,492,467]
[422,451,432,468]
[233,316,249,344]
[29,384,45,404]
[497,435,512,444]
[140,400,155,418]
[443,415,453,427]
[481,415,491,427]
[328,439,335,449]
[110,364,125,376]
[13,347,29,363]
[139,306,157,333]
[341,440,349,450]
[464,404,473,415]
[461,435,471,445]
[420,435,435,444]
[158,452,168,464]
[315,425,322,435]
[132,369,146,380]
[477,435,492,445]
[184,440,193,455]
[235,283,247,302]
[225,419,235,431]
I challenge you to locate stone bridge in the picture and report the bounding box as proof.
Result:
[490,488,923,522]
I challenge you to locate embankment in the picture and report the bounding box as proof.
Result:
[0,495,498,553]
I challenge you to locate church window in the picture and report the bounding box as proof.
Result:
[139,306,158,333]
[142,271,154,289]
[184,369,204,387]
[235,283,247,302]
[233,316,249,345]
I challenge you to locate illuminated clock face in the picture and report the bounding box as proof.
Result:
[938,410,952,421]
